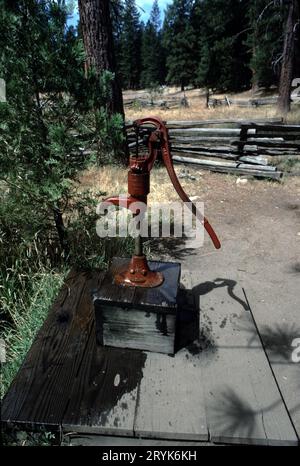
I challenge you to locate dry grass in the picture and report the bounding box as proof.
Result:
[78,165,197,203]
[124,87,300,123]
[78,164,300,210]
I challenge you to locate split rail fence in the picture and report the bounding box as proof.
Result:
[126,118,300,180]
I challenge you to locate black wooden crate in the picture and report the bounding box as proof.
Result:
[93,257,181,355]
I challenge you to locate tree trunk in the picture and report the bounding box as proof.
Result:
[205,88,210,108]
[277,0,298,115]
[251,45,259,95]
[295,0,300,77]
[78,0,124,117]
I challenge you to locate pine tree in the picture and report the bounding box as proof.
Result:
[277,0,300,115]
[0,0,124,260]
[78,0,124,116]
[194,0,251,92]
[162,0,196,91]
[140,0,165,88]
[246,0,284,91]
[111,0,125,81]
[119,0,142,89]
[295,1,300,78]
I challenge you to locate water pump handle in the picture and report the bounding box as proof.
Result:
[134,116,221,250]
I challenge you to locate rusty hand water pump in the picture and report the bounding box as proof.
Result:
[101,116,221,288]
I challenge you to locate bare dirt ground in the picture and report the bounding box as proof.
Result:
[80,165,300,438]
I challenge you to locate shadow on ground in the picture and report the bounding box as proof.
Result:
[192,278,249,311]
[289,262,300,273]
[249,322,300,361]
[208,386,284,439]
[175,277,250,354]
[147,235,197,260]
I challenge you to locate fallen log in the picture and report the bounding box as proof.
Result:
[171,144,298,159]
[242,123,300,131]
[234,139,300,148]
[172,155,277,171]
[172,151,269,165]
[254,132,300,139]
[257,149,300,156]
[169,128,256,136]
[172,156,282,180]
[172,149,237,160]
[170,136,240,144]
[172,145,259,155]
[172,145,240,153]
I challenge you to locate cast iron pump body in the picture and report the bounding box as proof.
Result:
[102,116,221,288]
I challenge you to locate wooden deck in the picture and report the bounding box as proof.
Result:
[1,268,299,445]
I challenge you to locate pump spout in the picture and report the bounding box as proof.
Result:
[100,195,146,215]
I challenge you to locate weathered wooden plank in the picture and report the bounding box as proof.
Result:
[173,158,283,179]
[98,306,177,354]
[242,123,300,131]
[244,288,300,441]
[172,149,269,165]
[2,270,104,431]
[255,133,300,139]
[172,146,266,157]
[167,118,282,128]
[172,145,238,153]
[134,350,208,441]
[169,128,250,136]
[125,118,283,129]
[63,434,211,446]
[234,139,300,149]
[134,272,208,441]
[128,139,143,148]
[166,118,283,128]
[170,136,239,143]
[62,335,146,436]
[189,276,298,445]
[172,155,277,171]
[172,149,238,160]
[263,151,300,157]
[238,156,269,166]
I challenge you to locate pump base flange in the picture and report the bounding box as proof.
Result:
[114,255,164,288]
